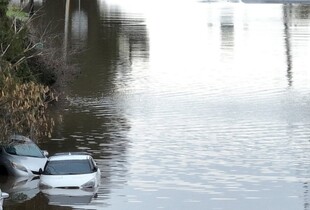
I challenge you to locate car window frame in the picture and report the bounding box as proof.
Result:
[89,157,98,172]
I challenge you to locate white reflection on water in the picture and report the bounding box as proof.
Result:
[71,10,88,47]
[94,1,310,210]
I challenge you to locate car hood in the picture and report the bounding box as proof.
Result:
[10,155,47,172]
[40,173,99,188]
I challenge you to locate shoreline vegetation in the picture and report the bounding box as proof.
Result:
[0,0,75,142]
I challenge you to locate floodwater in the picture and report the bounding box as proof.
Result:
[2,0,310,209]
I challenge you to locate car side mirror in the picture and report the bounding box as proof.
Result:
[93,166,98,172]
[39,168,43,174]
[42,150,49,157]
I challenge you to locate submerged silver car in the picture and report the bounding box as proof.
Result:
[0,135,48,176]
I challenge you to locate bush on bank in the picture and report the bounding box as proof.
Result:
[0,0,56,142]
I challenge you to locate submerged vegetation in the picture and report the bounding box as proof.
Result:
[0,0,57,142]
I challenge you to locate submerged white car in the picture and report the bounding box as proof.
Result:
[39,152,101,189]
[0,135,48,176]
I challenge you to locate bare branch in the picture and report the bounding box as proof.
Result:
[0,43,11,57]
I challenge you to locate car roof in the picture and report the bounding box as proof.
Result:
[48,152,92,161]
[9,135,33,142]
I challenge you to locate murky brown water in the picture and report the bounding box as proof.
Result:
[2,0,310,209]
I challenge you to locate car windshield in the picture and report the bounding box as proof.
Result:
[5,141,44,158]
[43,159,92,175]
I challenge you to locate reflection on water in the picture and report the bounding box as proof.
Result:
[41,188,98,207]
[0,176,39,204]
[4,0,310,210]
